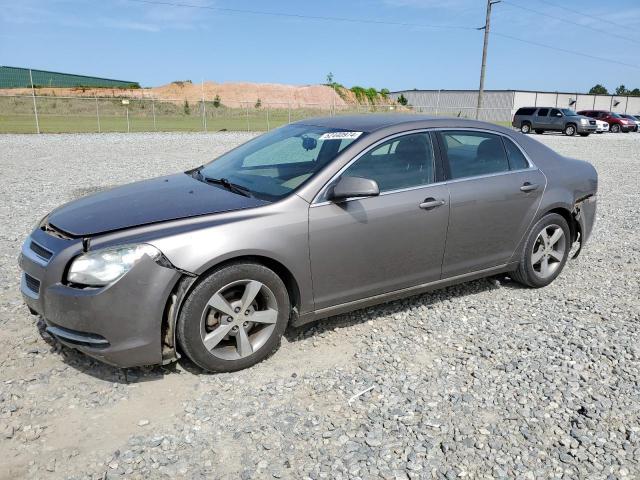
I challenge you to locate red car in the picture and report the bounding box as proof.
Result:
[577,110,637,133]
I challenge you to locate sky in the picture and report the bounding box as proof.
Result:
[1,0,640,93]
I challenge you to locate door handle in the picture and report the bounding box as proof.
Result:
[520,182,539,192]
[419,198,445,210]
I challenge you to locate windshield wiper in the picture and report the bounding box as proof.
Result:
[203,176,253,198]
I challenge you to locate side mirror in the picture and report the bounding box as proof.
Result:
[555,112,562,117]
[329,176,380,201]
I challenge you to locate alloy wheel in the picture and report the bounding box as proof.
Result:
[565,125,576,136]
[200,279,279,360]
[531,224,566,279]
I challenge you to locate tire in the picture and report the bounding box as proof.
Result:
[611,124,620,133]
[511,213,571,288]
[535,129,544,134]
[596,131,603,134]
[564,124,576,136]
[579,133,590,137]
[177,262,290,372]
[520,122,531,134]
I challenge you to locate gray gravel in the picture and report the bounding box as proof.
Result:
[0,131,639,479]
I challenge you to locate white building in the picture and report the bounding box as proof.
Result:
[389,89,640,123]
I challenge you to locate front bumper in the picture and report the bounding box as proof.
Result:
[19,228,180,368]
[576,124,597,133]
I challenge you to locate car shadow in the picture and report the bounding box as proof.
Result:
[284,274,516,343]
[38,274,520,380]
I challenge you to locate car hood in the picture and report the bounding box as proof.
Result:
[47,173,269,236]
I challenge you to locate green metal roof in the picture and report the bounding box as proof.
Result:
[0,66,140,89]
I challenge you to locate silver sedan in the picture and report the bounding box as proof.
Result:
[19,115,597,372]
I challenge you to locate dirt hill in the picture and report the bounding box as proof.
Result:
[0,81,397,110]
[0,81,345,108]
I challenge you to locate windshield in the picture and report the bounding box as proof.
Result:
[196,124,363,201]
[561,109,578,116]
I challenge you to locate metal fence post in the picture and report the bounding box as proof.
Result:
[29,69,40,134]
[126,107,130,133]
[266,104,270,131]
[152,98,157,130]
[94,96,101,133]
[245,103,250,131]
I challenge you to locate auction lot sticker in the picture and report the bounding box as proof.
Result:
[319,131,363,140]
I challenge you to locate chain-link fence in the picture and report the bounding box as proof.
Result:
[0,95,513,134]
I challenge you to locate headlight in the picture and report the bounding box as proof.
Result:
[580,118,589,124]
[67,244,161,287]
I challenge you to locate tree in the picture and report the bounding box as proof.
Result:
[629,88,640,97]
[397,94,408,106]
[588,84,608,95]
[326,72,334,85]
[379,88,390,98]
[615,84,628,95]
[213,94,221,108]
[255,98,262,109]
[183,100,190,115]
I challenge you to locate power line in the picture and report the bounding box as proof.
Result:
[122,0,640,71]
[536,0,638,31]
[502,0,640,45]
[492,31,640,70]
[125,0,477,31]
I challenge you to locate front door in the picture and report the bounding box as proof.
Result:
[549,108,564,131]
[436,130,545,278]
[309,132,450,310]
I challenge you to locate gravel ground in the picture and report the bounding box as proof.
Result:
[0,131,639,480]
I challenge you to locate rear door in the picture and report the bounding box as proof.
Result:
[436,130,545,278]
[308,131,450,309]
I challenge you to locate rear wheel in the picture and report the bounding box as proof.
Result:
[177,262,290,372]
[611,124,621,133]
[564,124,576,136]
[521,122,532,134]
[512,213,571,288]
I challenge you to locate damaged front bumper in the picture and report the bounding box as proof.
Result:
[19,228,182,368]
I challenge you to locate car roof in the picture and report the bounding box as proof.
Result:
[294,114,501,133]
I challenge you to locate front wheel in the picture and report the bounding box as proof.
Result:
[511,213,571,288]
[611,124,621,133]
[564,124,576,136]
[177,262,290,372]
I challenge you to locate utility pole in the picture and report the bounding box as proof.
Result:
[475,0,500,120]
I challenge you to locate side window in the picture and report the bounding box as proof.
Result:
[439,131,510,180]
[503,138,530,170]
[537,108,549,117]
[342,133,434,192]
[550,108,562,117]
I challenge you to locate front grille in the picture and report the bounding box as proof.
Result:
[29,241,53,261]
[24,273,40,294]
[589,120,596,125]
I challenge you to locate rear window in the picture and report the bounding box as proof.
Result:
[515,108,536,116]
[503,138,530,170]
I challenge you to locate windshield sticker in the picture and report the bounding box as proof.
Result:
[319,131,363,141]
